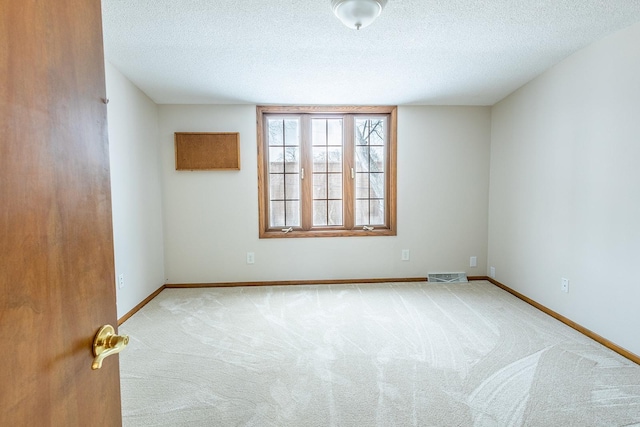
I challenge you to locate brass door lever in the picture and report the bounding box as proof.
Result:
[92,325,129,370]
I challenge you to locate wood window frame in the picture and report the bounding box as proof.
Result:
[257,105,397,238]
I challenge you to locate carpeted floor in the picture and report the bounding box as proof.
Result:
[119,281,640,426]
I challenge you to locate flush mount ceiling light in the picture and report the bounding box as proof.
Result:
[331,0,388,30]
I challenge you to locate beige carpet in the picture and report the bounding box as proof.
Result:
[119,281,640,426]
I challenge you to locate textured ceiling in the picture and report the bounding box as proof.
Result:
[102,1,640,105]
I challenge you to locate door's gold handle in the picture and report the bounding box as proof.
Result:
[91,325,129,370]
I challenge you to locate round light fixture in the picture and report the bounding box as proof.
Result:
[331,0,388,30]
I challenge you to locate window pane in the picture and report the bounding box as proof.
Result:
[370,146,385,172]
[370,199,385,225]
[356,172,369,199]
[284,119,300,146]
[284,147,299,173]
[270,201,285,227]
[313,200,327,226]
[269,147,284,173]
[313,173,327,199]
[355,146,370,172]
[327,147,342,172]
[313,147,326,173]
[327,119,342,146]
[355,199,369,226]
[355,119,369,146]
[370,172,385,199]
[328,200,342,225]
[268,120,283,146]
[269,174,284,200]
[312,119,326,146]
[328,173,342,199]
[286,201,300,227]
[285,173,300,199]
[369,120,385,145]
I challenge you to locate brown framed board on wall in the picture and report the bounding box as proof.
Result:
[175,132,240,170]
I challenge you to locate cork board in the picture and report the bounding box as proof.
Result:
[175,132,240,170]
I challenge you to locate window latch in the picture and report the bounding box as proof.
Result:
[351,168,355,179]
[282,227,293,233]
[301,168,304,180]
[363,226,374,231]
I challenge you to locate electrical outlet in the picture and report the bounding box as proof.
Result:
[470,256,477,267]
[490,266,496,278]
[561,278,569,293]
[118,274,124,289]
[401,249,410,261]
[246,252,255,264]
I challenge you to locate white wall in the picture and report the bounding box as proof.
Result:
[158,105,491,284]
[488,22,640,356]
[106,62,166,318]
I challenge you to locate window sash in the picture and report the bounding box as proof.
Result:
[354,116,388,226]
[265,116,302,228]
[311,117,344,227]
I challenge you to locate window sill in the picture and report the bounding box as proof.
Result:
[259,228,397,239]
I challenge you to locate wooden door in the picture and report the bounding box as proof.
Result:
[1,0,122,425]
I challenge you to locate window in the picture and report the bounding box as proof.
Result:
[257,106,397,238]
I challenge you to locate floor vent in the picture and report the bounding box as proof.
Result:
[427,272,468,283]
